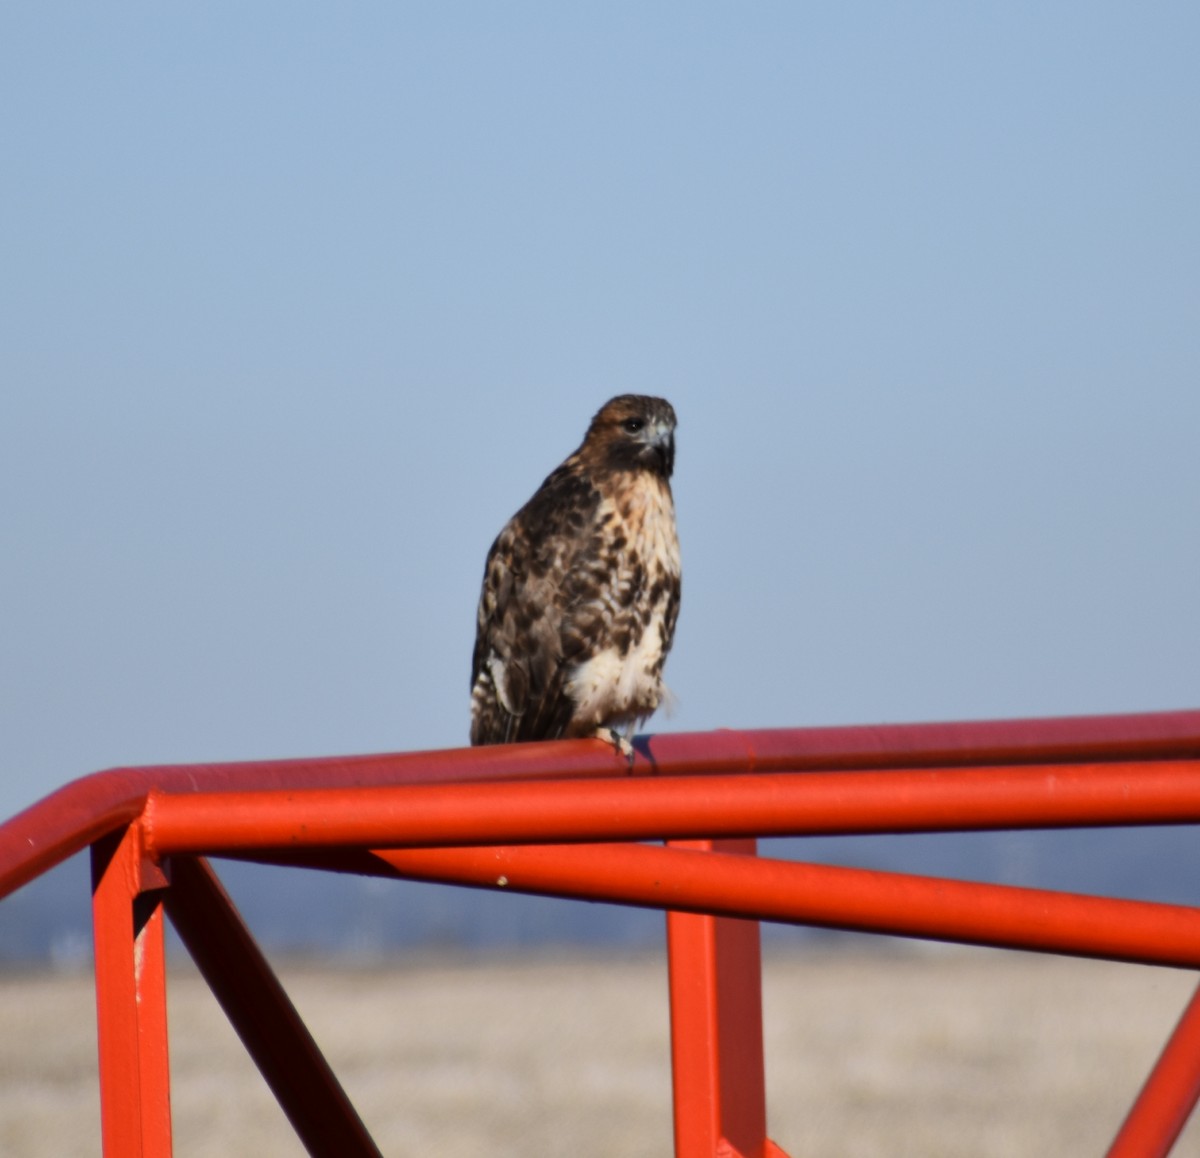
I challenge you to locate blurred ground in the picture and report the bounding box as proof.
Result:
[2,945,1199,1157]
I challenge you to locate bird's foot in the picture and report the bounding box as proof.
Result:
[595,726,636,767]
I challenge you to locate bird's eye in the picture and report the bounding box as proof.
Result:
[622,417,645,434]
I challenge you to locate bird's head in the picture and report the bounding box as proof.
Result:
[583,394,677,479]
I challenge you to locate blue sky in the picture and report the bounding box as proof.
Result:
[2,4,1198,820]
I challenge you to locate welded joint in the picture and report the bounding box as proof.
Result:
[137,790,168,874]
[137,848,170,893]
[121,800,171,894]
[93,820,169,899]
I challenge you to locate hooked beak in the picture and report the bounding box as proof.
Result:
[643,422,675,477]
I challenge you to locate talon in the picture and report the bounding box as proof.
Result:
[595,726,636,765]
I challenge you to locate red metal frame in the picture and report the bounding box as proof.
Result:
[89,827,172,1157]
[4,710,1200,1156]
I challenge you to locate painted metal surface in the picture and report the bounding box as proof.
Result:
[90,826,172,1158]
[139,758,1200,855]
[8,708,1200,900]
[295,841,1200,969]
[3,709,1200,1156]
[666,839,774,1158]
[1107,980,1200,1158]
[164,856,381,1157]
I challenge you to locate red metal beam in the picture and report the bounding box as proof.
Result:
[142,759,1200,856]
[694,709,1200,773]
[8,708,1200,899]
[0,741,634,900]
[90,827,173,1158]
[163,856,382,1158]
[1107,980,1200,1158]
[665,840,783,1158]
[296,841,1200,969]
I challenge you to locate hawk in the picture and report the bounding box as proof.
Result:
[470,394,681,752]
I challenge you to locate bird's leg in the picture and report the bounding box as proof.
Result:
[595,725,636,766]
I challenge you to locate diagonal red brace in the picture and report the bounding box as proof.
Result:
[163,856,381,1158]
[267,841,1200,970]
[1107,979,1200,1158]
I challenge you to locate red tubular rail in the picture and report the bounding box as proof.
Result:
[8,708,1200,900]
[141,759,1200,855]
[250,842,1200,970]
[1109,981,1200,1158]
[3,710,1200,1157]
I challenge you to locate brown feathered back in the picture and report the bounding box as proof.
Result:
[470,395,680,745]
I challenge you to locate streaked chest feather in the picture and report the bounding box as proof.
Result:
[564,478,680,729]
